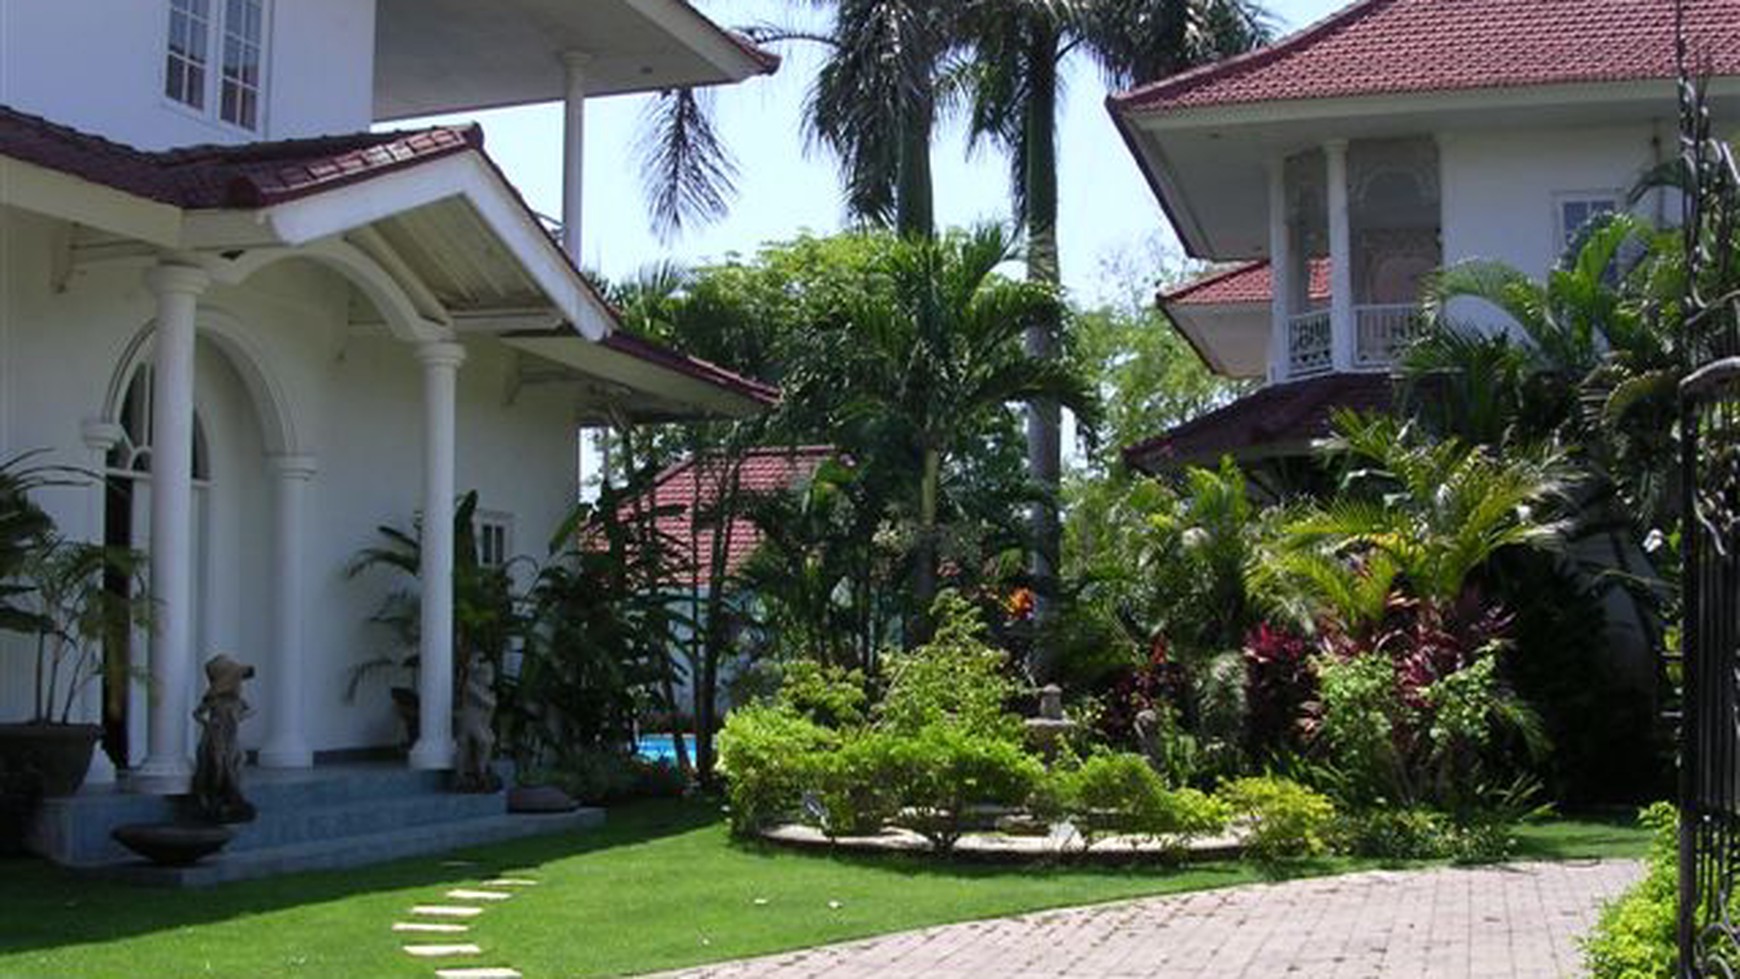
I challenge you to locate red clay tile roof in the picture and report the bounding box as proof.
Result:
[0,103,478,208]
[1113,0,1740,114]
[1165,259,1331,307]
[1124,373,1394,471]
[1,103,781,410]
[615,447,840,588]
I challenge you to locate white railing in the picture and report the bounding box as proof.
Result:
[1287,309,1333,378]
[1355,304,1422,368]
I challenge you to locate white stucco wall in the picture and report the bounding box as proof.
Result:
[0,0,376,149]
[0,205,582,760]
[1438,122,1670,332]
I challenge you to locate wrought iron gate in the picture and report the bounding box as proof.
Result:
[1677,14,1740,967]
[1680,358,1740,977]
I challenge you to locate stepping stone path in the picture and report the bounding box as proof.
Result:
[393,862,540,979]
[447,889,514,901]
[404,944,485,958]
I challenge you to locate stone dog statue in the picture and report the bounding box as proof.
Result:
[192,654,257,823]
[453,655,502,794]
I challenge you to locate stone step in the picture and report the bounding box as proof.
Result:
[82,808,603,887]
[226,791,508,852]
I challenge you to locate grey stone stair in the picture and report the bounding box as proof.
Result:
[87,809,604,887]
[29,762,603,883]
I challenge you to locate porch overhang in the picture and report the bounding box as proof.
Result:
[501,330,778,423]
[1123,372,1394,473]
[374,0,778,121]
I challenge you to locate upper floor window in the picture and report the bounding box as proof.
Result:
[166,0,267,132]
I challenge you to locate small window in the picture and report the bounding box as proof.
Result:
[476,512,513,569]
[165,0,211,110]
[165,0,267,132]
[219,0,265,130]
[1558,195,1619,248]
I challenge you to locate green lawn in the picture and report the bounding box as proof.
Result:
[0,800,1650,979]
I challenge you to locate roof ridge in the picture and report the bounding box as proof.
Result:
[1110,0,1392,110]
[152,124,480,165]
[1162,260,1269,302]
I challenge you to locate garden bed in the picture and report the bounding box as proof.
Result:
[760,821,1244,863]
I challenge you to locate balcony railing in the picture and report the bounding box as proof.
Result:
[1355,304,1423,369]
[1287,309,1333,378]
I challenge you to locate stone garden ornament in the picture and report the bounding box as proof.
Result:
[192,653,257,823]
[454,655,501,793]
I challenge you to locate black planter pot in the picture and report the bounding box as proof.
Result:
[0,723,102,797]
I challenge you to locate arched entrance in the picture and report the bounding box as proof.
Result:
[100,362,214,768]
[98,317,287,773]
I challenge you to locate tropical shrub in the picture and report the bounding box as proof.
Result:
[0,453,56,639]
[1242,622,1314,761]
[810,729,908,837]
[715,705,838,833]
[1219,776,1336,861]
[890,724,1044,853]
[1582,803,1678,979]
[544,749,686,806]
[878,592,1022,743]
[1309,600,1547,816]
[1335,807,1451,860]
[776,660,869,730]
[1058,752,1228,850]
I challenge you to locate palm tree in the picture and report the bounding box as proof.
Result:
[763,1,962,238]
[636,89,742,244]
[955,0,1269,662]
[838,225,1100,638]
[1411,212,1682,535]
[1261,411,1571,631]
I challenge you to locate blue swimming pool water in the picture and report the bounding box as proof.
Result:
[636,733,694,764]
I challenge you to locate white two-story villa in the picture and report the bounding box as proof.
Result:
[0,0,776,872]
[1110,0,1740,471]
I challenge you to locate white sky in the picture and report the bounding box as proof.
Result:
[410,0,1345,306]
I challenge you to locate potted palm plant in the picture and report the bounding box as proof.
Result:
[0,457,152,796]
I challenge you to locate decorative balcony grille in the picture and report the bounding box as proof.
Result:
[1287,310,1333,378]
[1355,304,1423,368]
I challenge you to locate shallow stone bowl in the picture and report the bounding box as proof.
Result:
[112,822,233,867]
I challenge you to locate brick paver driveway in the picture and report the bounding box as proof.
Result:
[645,860,1642,979]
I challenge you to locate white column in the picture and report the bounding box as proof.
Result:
[409,341,465,771]
[258,455,317,769]
[79,419,124,786]
[1325,139,1355,373]
[1267,157,1293,385]
[561,51,591,263]
[133,263,208,794]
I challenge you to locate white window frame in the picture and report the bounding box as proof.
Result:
[476,511,514,570]
[1555,191,1622,249]
[162,0,272,135]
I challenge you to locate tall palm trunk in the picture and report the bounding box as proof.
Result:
[1023,25,1064,678]
[897,91,937,238]
[912,444,943,642]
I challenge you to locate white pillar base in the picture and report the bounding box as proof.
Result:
[409,739,455,771]
[126,760,193,796]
